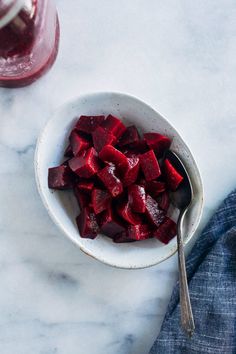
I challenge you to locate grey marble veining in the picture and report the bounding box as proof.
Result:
[1,1,236,353]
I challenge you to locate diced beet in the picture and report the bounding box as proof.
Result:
[121,142,148,157]
[97,165,123,197]
[117,201,142,225]
[144,133,171,157]
[117,125,140,147]
[101,114,126,138]
[77,180,94,194]
[129,139,149,153]
[153,217,177,244]
[64,144,73,158]
[122,156,140,186]
[145,181,166,198]
[100,206,126,238]
[128,224,152,241]
[75,115,106,133]
[99,145,129,173]
[113,224,152,243]
[146,194,165,227]
[91,188,112,214]
[128,185,146,213]
[48,113,179,245]
[92,126,117,152]
[69,147,100,178]
[76,207,99,239]
[48,165,72,190]
[113,231,135,243]
[164,159,184,191]
[69,131,91,156]
[157,191,170,211]
[60,164,78,187]
[74,187,91,209]
[140,150,161,181]
[126,152,139,160]
[72,130,93,143]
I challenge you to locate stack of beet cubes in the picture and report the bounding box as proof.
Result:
[48,114,184,244]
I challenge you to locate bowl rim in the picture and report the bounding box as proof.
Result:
[35,91,204,269]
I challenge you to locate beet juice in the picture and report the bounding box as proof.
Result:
[0,0,59,87]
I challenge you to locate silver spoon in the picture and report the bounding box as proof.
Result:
[165,150,195,337]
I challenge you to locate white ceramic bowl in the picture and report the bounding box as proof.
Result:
[35,92,204,269]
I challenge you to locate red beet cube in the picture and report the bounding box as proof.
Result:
[128,224,152,241]
[101,114,126,138]
[113,224,151,243]
[92,126,117,152]
[69,131,91,156]
[164,159,184,191]
[48,165,72,190]
[140,150,161,181]
[129,139,149,153]
[64,144,73,158]
[117,201,142,225]
[97,165,123,197]
[113,231,135,243]
[128,185,146,213]
[144,133,171,157]
[74,187,91,209]
[145,181,166,198]
[122,156,140,186]
[91,188,112,214]
[77,180,94,194]
[48,113,178,244]
[69,147,100,178]
[157,191,170,211]
[76,207,99,239]
[75,115,106,133]
[146,194,165,227]
[99,145,129,174]
[100,206,126,238]
[117,125,140,147]
[153,217,177,244]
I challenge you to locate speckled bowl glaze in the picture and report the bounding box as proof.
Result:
[35,92,204,269]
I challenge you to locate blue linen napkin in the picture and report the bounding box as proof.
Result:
[149,190,236,354]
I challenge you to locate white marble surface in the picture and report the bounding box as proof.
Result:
[0,1,236,353]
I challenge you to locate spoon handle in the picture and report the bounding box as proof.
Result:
[177,209,195,337]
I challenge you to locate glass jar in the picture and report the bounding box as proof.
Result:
[0,0,59,87]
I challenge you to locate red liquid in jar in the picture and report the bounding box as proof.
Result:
[0,0,59,87]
